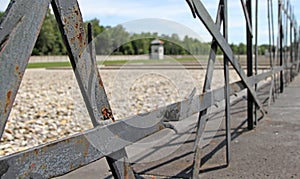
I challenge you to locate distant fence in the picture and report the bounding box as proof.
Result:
[29,55,240,63]
[29,55,150,62]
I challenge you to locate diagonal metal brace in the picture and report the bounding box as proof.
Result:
[51,0,115,126]
[51,0,135,178]
[189,0,266,115]
[191,1,224,177]
[240,0,253,37]
[0,0,50,139]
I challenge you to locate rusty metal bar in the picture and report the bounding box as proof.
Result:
[0,115,165,178]
[191,0,223,177]
[107,149,135,179]
[51,0,114,127]
[0,0,50,139]
[51,1,134,178]
[190,0,266,116]
[0,67,282,178]
[87,23,135,179]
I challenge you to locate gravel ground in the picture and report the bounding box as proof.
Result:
[0,67,241,156]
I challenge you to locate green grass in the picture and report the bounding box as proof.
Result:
[27,61,72,68]
[26,57,206,69]
[100,57,202,65]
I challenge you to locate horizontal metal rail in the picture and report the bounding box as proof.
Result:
[0,67,282,178]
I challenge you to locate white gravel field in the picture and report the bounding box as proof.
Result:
[0,67,241,156]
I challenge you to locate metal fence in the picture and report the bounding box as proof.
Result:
[0,0,299,178]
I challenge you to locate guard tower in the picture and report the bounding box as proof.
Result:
[150,39,164,59]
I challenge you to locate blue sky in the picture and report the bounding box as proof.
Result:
[1,0,300,44]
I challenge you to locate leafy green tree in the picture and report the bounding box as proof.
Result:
[230,43,239,54]
[94,25,131,55]
[120,42,134,55]
[130,33,153,55]
[258,44,271,55]
[84,18,105,38]
[0,11,4,19]
[32,10,66,55]
[238,43,247,55]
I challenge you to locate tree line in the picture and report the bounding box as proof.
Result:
[0,11,273,56]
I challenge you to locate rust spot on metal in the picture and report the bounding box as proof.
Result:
[63,17,67,24]
[70,37,75,44]
[74,9,79,16]
[77,33,83,44]
[159,125,164,130]
[75,139,85,145]
[98,78,103,87]
[65,27,69,34]
[83,141,90,158]
[34,149,39,155]
[5,90,12,113]
[124,161,129,179]
[15,65,22,79]
[70,163,74,171]
[101,108,115,122]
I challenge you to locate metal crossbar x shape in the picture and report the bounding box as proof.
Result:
[187,0,266,115]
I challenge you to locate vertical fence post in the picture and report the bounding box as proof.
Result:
[246,0,254,130]
[298,27,300,73]
[254,0,259,124]
[223,0,231,165]
[290,10,293,81]
[293,17,297,75]
[267,0,275,107]
[294,21,298,74]
[279,0,284,93]
[285,0,289,84]
[270,0,277,100]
